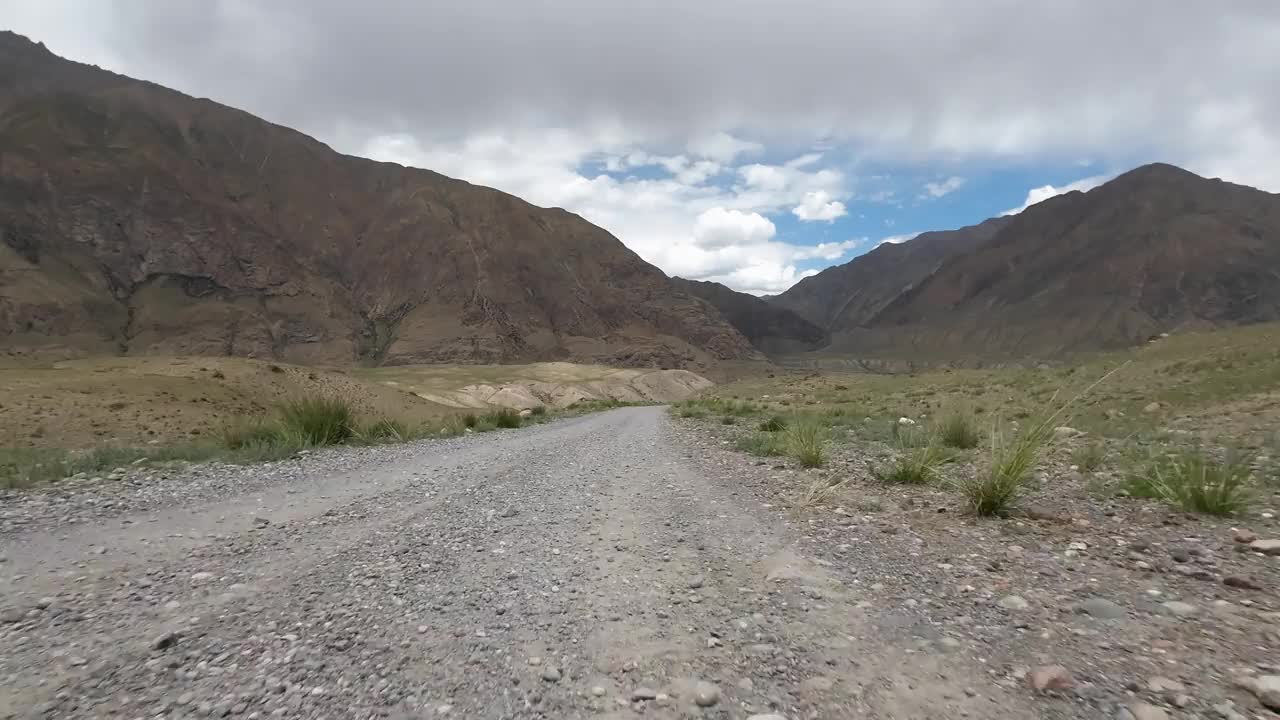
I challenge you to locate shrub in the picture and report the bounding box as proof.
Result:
[1072,443,1106,472]
[529,405,547,416]
[354,417,409,444]
[956,419,1054,516]
[785,417,828,468]
[877,442,949,485]
[482,408,522,429]
[890,420,928,448]
[938,409,981,449]
[462,413,479,429]
[759,416,788,432]
[279,394,354,446]
[222,418,286,449]
[1126,449,1253,515]
[736,432,784,457]
[720,416,737,425]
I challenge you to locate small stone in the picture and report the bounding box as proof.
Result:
[35,597,55,609]
[998,595,1029,611]
[746,716,788,720]
[687,575,705,589]
[1147,676,1186,693]
[1125,702,1169,720]
[1224,575,1263,591]
[591,686,606,697]
[1143,402,1162,413]
[151,631,180,650]
[1028,665,1074,691]
[252,516,270,528]
[1077,597,1126,619]
[1237,675,1280,711]
[1249,539,1280,555]
[500,506,518,518]
[1234,529,1258,544]
[190,572,215,584]
[693,681,721,707]
[631,687,658,701]
[1,608,25,623]
[1160,601,1198,617]
[541,667,562,682]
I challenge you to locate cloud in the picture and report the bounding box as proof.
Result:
[692,208,776,249]
[792,190,848,222]
[7,1,1280,292]
[921,176,965,198]
[1002,174,1112,215]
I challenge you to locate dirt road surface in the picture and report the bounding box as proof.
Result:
[3,408,1071,719]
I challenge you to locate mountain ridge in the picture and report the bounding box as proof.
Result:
[0,31,762,369]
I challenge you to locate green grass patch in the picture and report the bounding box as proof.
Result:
[279,394,354,446]
[938,409,981,449]
[877,442,951,485]
[1072,443,1107,472]
[481,408,523,429]
[784,416,828,468]
[1125,449,1254,515]
[758,416,788,432]
[735,432,785,457]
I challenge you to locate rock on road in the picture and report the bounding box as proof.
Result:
[1,407,1040,719]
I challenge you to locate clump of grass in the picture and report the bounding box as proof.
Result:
[1125,449,1254,515]
[938,409,981,449]
[529,405,547,416]
[353,417,410,444]
[720,416,737,425]
[678,406,708,419]
[784,417,828,468]
[877,442,950,485]
[736,432,784,457]
[890,420,928,448]
[222,418,285,449]
[481,408,522,429]
[279,394,354,446]
[462,413,479,429]
[759,416,788,432]
[798,475,851,507]
[956,417,1055,516]
[1072,443,1106,472]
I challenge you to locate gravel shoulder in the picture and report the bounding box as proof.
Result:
[0,406,1203,719]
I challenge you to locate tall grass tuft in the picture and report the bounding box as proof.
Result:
[482,408,522,429]
[1126,449,1253,515]
[877,441,950,485]
[938,408,981,449]
[785,416,828,468]
[759,416,788,432]
[736,432,784,457]
[279,394,354,446]
[353,417,410,444]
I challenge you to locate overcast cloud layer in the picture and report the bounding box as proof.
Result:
[6,0,1280,293]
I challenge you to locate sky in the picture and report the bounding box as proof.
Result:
[5,1,1279,294]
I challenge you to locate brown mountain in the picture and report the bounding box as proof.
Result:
[670,277,827,354]
[773,163,1280,360]
[0,32,759,368]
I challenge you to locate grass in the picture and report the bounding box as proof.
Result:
[1072,443,1107,472]
[798,475,851,507]
[735,432,785,457]
[1125,448,1254,515]
[957,419,1054,516]
[482,408,523,429]
[784,416,828,468]
[938,409,981,449]
[352,417,412,444]
[720,416,737,425]
[278,395,354,446]
[759,415,788,432]
[877,441,951,485]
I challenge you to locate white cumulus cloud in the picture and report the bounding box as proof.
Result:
[921,176,965,198]
[792,190,848,222]
[1002,174,1112,215]
[692,208,776,249]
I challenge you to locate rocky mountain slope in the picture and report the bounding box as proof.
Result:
[0,32,759,369]
[770,164,1280,360]
[671,277,827,354]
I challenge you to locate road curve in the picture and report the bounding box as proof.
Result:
[1,407,1039,719]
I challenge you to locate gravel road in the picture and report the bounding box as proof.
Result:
[2,407,1043,719]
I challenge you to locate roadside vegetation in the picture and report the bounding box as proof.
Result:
[671,323,1280,517]
[0,393,598,490]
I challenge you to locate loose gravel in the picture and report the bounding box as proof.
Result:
[9,406,1270,719]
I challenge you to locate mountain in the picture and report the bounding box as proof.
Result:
[771,164,1280,360]
[670,277,827,354]
[0,32,760,368]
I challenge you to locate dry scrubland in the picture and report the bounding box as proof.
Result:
[677,322,1280,517]
[0,357,670,488]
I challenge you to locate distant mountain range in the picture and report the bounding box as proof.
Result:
[0,31,759,369]
[4,31,1277,369]
[678,163,1280,363]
